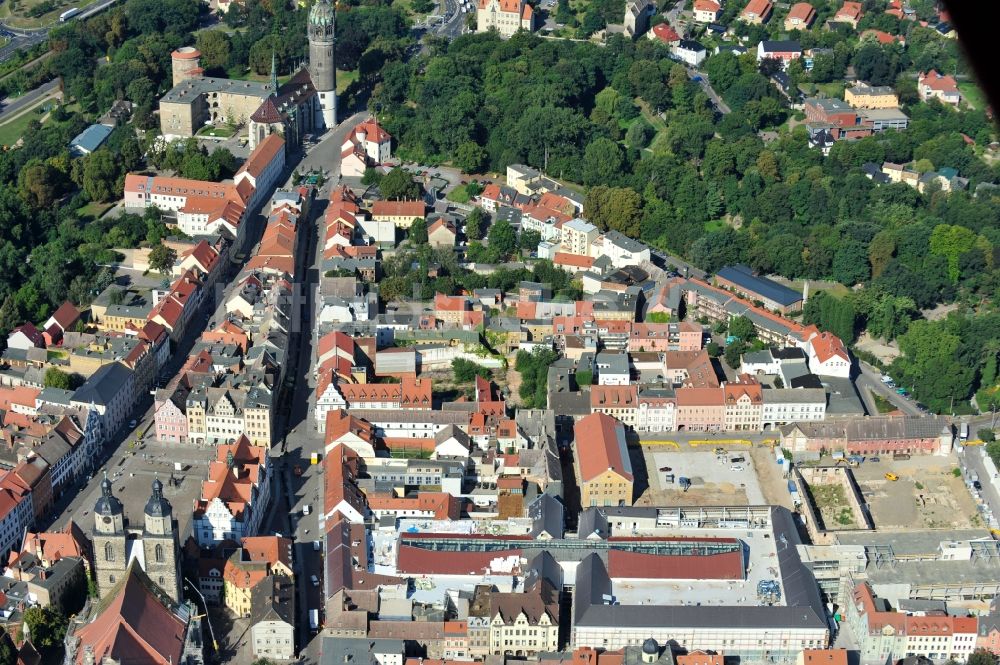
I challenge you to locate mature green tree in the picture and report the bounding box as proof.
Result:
[44,367,72,390]
[729,315,756,341]
[148,243,177,273]
[803,291,858,344]
[582,138,625,186]
[454,142,487,174]
[583,186,642,237]
[452,358,490,382]
[22,606,67,650]
[379,167,420,200]
[408,217,428,245]
[82,150,120,203]
[831,240,870,286]
[892,319,975,412]
[487,218,517,262]
[195,30,231,72]
[17,161,61,209]
[465,207,486,241]
[929,224,978,283]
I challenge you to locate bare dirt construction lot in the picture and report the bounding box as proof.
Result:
[851,456,980,530]
[633,447,766,507]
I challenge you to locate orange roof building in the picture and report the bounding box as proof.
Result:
[784,2,816,30]
[573,413,633,508]
[193,435,271,547]
[740,0,773,23]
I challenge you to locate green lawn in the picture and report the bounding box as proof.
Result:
[0,101,49,147]
[447,183,476,203]
[77,201,113,220]
[196,124,237,138]
[815,81,845,99]
[704,219,727,232]
[337,69,358,94]
[872,393,896,414]
[958,81,986,111]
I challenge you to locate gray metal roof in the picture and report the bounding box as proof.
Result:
[70,123,113,153]
[716,265,801,307]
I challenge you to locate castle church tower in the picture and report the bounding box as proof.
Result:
[92,474,127,598]
[308,0,337,129]
[142,478,182,603]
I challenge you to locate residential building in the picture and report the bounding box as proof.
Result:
[756,40,803,68]
[692,0,721,23]
[250,575,296,660]
[761,388,826,428]
[675,387,725,432]
[672,40,707,67]
[428,217,458,248]
[488,557,561,656]
[341,117,392,177]
[784,2,816,31]
[193,436,271,546]
[780,416,954,456]
[845,82,899,109]
[649,23,681,45]
[371,200,426,228]
[590,385,638,428]
[70,361,136,436]
[740,0,772,23]
[723,379,763,431]
[573,413,633,507]
[599,231,650,268]
[806,331,850,377]
[636,388,676,433]
[476,0,535,37]
[918,70,961,105]
[561,219,599,257]
[833,1,862,28]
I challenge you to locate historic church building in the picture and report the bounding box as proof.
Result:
[159,0,337,147]
[92,476,182,603]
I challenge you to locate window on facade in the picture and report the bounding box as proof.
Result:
[105,542,115,561]
[155,544,165,562]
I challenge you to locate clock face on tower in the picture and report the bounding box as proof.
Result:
[103,516,112,525]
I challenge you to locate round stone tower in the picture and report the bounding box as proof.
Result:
[171,47,202,87]
[308,0,337,128]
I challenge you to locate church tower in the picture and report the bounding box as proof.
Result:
[142,478,182,603]
[308,0,337,128]
[92,474,127,598]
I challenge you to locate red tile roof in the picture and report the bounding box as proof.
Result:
[48,301,80,331]
[835,1,862,20]
[324,410,375,447]
[741,0,771,18]
[397,545,523,575]
[801,650,849,665]
[650,22,681,42]
[71,565,187,665]
[694,0,720,11]
[238,134,285,180]
[607,548,744,580]
[786,2,815,23]
[372,200,426,219]
[554,252,595,268]
[574,413,632,483]
[675,387,725,406]
[920,70,959,93]
[353,117,391,144]
[590,385,638,409]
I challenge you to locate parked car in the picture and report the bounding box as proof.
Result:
[869,457,880,463]
[128,419,137,429]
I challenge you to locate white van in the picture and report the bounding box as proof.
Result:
[311,575,319,587]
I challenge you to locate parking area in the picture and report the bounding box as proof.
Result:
[849,455,980,530]
[637,449,766,507]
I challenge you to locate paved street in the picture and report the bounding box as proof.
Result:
[0,78,58,119]
[856,360,922,416]
[0,0,119,63]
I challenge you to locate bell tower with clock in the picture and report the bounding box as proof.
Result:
[92,473,127,598]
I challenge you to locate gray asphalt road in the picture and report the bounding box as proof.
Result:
[856,360,922,416]
[0,77,58,119]
[0,0,119,63]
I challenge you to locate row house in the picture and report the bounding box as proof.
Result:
[628,322,703,352]
[847,583,977,663]
[193,435,272,546]
[325,409,377,459]
[760,388,827,427]
[366,491,461,521]
[150,269,204,343]
[124,174,249,240]
[172,237,227,290]
[574,413,633,508]
[635,389,676,433]
[590,385,638,428]
[185,377,274,446]
[70,361,136,437]
[675,387,725,432]
[723,379,764,432]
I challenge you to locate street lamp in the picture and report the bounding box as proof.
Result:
[184,577,219,653]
